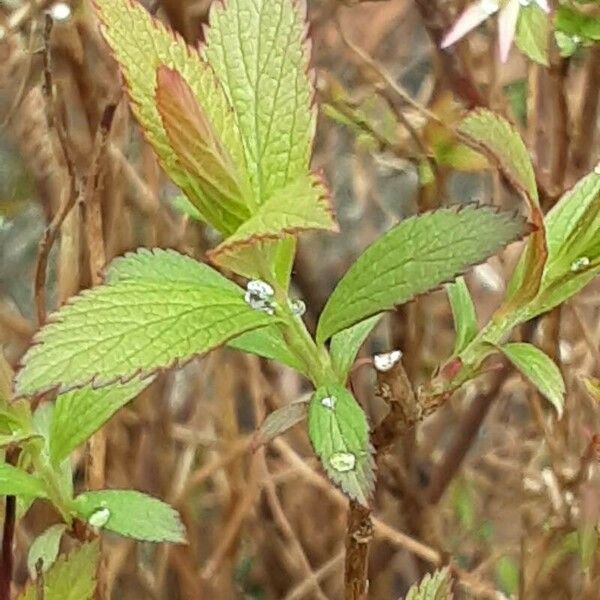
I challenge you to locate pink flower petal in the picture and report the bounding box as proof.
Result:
[498,0,520,62]
[441,1,499,49]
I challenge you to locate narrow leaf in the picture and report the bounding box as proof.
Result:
[458,109,538,204]
[94,0,248,234]
[229,327,307,375]
[204,0,315,204]
[155,66,250,225]
[520,167,600,317]
[16,252,278,396]
[330,314,383,381]
[0,463,47,498]
[208,175,338,272]
[49,378,152,465]
[405,567,453,600]
[317,205,527,343]
[73,489,186,543]
[500,342,565,417]
[447,278,478,354]
[27,524,66,578]
[252,399,308,450]
[307,384,374,506]
[19,541,99,600]
[458,109,546,306]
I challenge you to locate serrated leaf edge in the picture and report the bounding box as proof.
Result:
[317,203,531,343]
[206,171,338,264]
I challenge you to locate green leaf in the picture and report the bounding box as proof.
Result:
[500,342,565,417]
[15,250,278,396]
[49,378,152,465]
[27,524,66,578]
[253,399,308,450]
[459,110,538,204]
[94,0,249,234]
[170,195,202,221]
[307,384,374,506]
[19,541,99,600]
[405,567,453,600]
[105,248,237,289]
[555,6,600,42]
[108,249,301,370]
[496,556,520,596]
[0,463,47,498]
[208,175,337,273]
[330,314,382,381]
[459,110,546,308]
[447,277,478,354]
[516,4,549,66]
[204,0,315,205]
[316,206,527,343]
[521,167,600,317]
[73,489,186,543]
[228,326,307,374]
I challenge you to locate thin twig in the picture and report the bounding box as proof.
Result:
[426,369,506,505]
[283,549,345,600]
[34,14,79,325]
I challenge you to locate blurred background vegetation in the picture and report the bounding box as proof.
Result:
[0,0,599,598]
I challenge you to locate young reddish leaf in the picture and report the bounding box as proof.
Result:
[94,0,248,235]
[155,66,250,226]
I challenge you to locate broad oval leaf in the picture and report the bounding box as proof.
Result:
[0,463,47,498]
[515,3,549,66]
[27,524,66,579]
[316,205,527,343]
[49,378,153,465]
[94,0,249,234]
[500,342,565,417]
[307,384,374,506]
[15,251,278,396]
[107,249,302,371]
[19,541,99,600]
[73,489,186,543]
